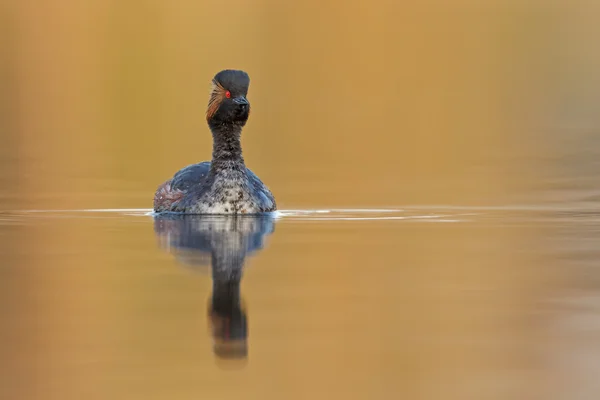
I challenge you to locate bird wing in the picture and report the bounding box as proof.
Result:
[170,162,212,192]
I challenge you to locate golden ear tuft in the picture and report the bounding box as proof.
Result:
[206,80,227,121]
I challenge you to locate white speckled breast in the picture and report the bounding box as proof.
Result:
[187,170,274,214]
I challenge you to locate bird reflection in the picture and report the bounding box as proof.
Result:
[153,213,275,361]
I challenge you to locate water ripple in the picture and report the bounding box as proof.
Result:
[2,205,596,225]
[0,208,472,223]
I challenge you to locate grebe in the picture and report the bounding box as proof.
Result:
[153,69,276,214]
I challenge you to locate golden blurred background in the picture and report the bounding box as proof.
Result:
[2,0,598,211]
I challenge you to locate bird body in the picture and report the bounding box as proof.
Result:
[153,70,276,214]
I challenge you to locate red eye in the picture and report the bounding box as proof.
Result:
[225,91,231,99]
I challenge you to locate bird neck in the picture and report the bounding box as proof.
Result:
[209,123,246,172]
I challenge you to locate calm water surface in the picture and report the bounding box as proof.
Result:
[0,201,599,399]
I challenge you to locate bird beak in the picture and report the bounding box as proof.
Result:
[232,96,249,106]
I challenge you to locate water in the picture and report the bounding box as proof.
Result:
[0,205,598,399]
[2,1,600,399]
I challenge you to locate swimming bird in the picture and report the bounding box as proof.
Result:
[153,69,276,214]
